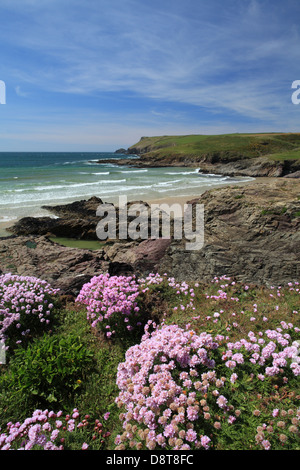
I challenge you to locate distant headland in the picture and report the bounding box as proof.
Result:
[111,133,300,177]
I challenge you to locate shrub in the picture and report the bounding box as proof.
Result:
[0,333,94,411]
[0,273,59,354]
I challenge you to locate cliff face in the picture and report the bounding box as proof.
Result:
[107,153,300,177]
[195,155,300,177]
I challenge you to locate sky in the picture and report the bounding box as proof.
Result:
[0,0,300,151]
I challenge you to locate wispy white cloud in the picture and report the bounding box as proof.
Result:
[0,0,299,150]
[15,86,29,98]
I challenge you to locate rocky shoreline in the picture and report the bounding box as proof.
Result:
[103,142,300,178]
[97,153,300,178]
[1,178,299,296]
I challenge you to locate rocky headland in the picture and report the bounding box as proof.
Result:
[1,178,299,296]
[97,153,300,177]
[111,133,300,177]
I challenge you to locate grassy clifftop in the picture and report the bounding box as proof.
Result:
[128,133,300,162]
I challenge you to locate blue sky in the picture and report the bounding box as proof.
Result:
[0,0,300,151]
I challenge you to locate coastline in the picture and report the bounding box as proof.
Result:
[0,176,298,292]
[0,176,272,238]
[146,175,261,207]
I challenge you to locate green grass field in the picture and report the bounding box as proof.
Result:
[129,132,300,161]
[1,274,299,450]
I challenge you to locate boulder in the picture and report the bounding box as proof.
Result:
[7,197,106,240]
[284,170,300,178]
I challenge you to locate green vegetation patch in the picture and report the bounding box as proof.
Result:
[129,133,300,162]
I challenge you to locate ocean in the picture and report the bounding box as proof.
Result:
[0,152,252,226]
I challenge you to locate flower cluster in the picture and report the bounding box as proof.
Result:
[76,273,196,339]
[222,323,300,378]
[255,407,300,450]
[139,273,196,313]
[115,323,239,450]
[0,274,59,352]
[0,408,111,450]
[76,273,141,338]
[0,408,84,450]
[114,316,300,450]
[207,275,239,302]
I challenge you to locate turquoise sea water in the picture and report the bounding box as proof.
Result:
[0,152,252,224]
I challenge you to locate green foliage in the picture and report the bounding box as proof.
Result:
[261,206,288,216]
[0,333,94,415]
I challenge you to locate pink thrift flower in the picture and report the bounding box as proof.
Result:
[200,435,211,449]
[185,429,197,442]
[217,395,228,409]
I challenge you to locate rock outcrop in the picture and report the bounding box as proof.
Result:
[2,179,299,293]
[7,197,105,240]
[197,156,295,177]
[157,178,300,286]
[0,235,109,295]
[6,197,166,241]
[0,235,171,296]
[284,170,300,178]
[96,154,300,177]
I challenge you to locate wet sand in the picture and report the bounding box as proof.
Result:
[0,221,15,238]
[143,176,269,207]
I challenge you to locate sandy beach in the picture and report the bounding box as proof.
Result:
[0,221,16,238]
